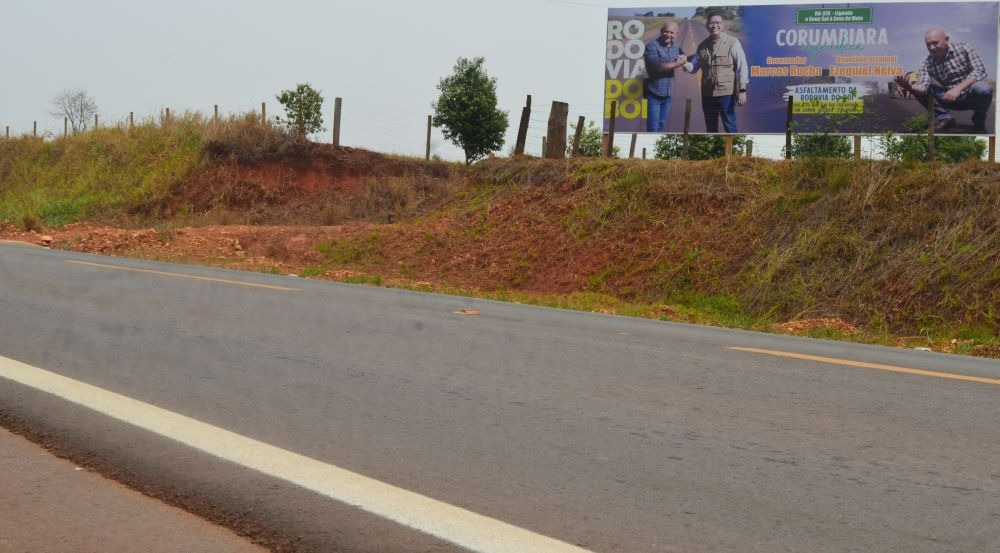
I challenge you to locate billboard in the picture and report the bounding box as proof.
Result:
[605,3,999,135]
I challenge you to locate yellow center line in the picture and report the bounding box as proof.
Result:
[66,260,298,292]
[729,347,1000,386]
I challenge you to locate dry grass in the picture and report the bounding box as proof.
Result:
[200,112,306,163]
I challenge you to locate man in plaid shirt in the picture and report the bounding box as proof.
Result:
[894,27,994,132]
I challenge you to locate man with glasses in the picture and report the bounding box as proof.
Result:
[681,9,748,133]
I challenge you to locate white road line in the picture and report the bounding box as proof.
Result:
[0,355,591,553]
[66,260,299,292]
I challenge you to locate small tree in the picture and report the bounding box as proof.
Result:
[432,57,509,164]
[787,134,852,159]
[654,134,746,159]
[49,88,98,133]
[567,121,619,157]
[276,83,325,138]
[878,116,986,162]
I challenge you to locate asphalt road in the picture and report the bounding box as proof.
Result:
[1,243,999,552]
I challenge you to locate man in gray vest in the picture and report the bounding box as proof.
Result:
[681,9,749,133]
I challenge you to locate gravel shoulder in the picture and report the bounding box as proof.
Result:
[0,426,268,553]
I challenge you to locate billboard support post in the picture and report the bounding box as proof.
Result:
[629,133,637,158]
[571,115,585,157]
[682,99,691,159]
[785,96,793,159]
[927,94,935,160]
[605,100,617,157]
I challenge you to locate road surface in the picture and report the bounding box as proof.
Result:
[1,243,999,552]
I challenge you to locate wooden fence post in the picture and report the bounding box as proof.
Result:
[261,102,266,125]
[854,135,862,160]
[94,114,98,129]
[724,135,733,157]
[544,101,568,159]
[33,121,36,137]
[571,115,585,157]
[629,133,637,158]
[785,96,794,159]
[333,97,342,146]
[130,112,134,129]
[542,136,547,155]
[642,147,646,159]
[426,115,432,160]
[214,105,219,119]
[746,139,753,157]
[5,126,8,138]
[990,136,996,162]
[64,117,68,137]
[515,95,531,155]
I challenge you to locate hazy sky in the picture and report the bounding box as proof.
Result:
[2,0,991,161]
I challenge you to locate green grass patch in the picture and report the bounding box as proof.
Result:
[316,234,383,264]
[300,264,326,278]
[342,274,383,286]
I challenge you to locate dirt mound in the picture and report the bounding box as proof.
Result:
[146,144,456,224]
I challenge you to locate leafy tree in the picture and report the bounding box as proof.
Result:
[49,88,98,133]
[567,121,620,157]
[878,116,986,162]
[276,83,325,138]
[432,57,509,164]
[653,134,746,159]
[787,134,852,159]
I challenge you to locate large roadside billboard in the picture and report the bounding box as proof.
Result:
[605,3,999,134]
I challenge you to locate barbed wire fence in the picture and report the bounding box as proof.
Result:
[2,94,994,162]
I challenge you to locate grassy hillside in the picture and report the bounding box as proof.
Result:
[1,120,997,355]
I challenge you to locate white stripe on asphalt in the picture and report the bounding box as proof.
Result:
[0,355,591,553]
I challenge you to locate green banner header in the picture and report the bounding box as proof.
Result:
[797,8,873,24]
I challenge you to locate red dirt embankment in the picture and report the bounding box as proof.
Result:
[2,145,998,357]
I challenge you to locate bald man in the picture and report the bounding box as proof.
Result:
[894,27,993,133]
[643,21,685,132]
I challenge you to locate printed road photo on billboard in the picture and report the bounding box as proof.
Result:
[605,3,999,135]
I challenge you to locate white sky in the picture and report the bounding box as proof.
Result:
[1,0,991,161]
